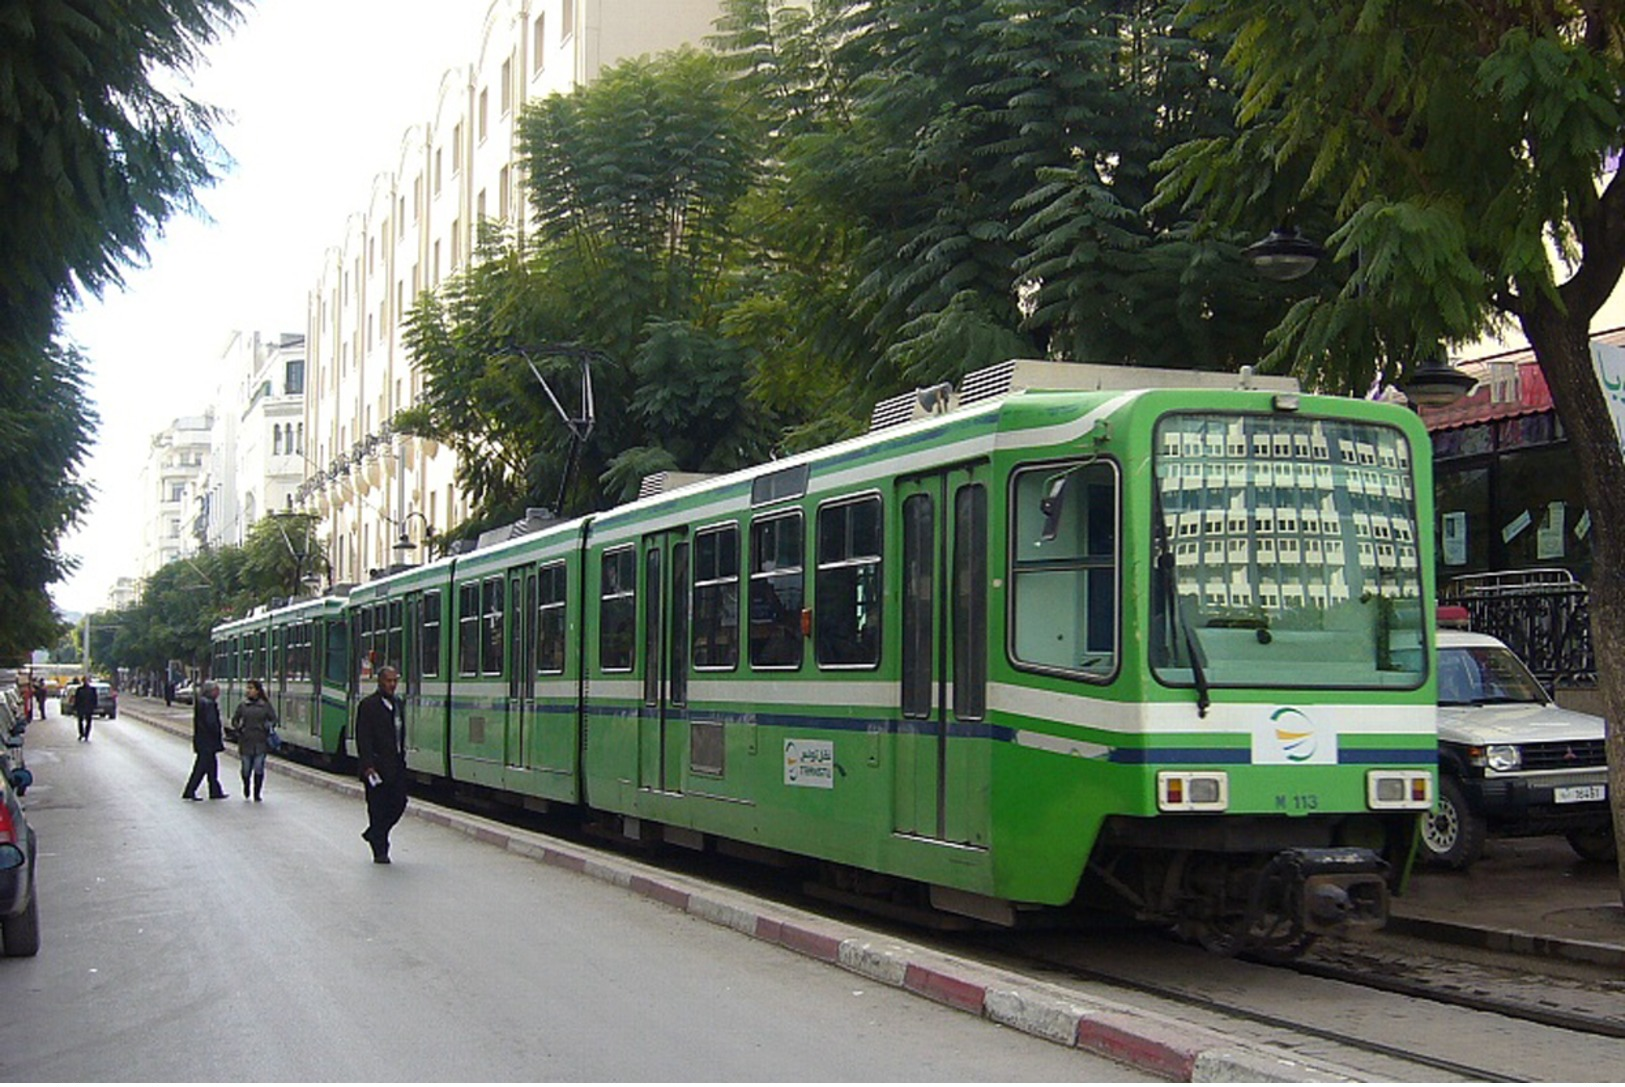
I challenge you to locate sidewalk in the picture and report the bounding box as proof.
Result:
[113,694,1625,1080]
[1390,834,1625,967]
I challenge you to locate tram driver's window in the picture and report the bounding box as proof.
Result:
[1010,461,1118,677]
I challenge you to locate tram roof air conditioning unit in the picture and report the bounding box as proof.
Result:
[637,471,716,500]
[957,360,1299,407]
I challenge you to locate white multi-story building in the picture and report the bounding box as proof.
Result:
[137,413,213,578]
[300,0,724,586]
[206,331,307,547]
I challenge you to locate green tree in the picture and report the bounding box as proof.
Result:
[1157,0,1625,896]
[711,0,1280,420]
[403,50,778,528]
[1,0,244,656]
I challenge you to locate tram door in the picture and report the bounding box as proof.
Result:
[637,531,690,793]
[505,567,539,772]
[895,464,991,846]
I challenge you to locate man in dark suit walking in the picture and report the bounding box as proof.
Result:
[181,681,229,800]
[355,665,407,863]
[72,676,97,741]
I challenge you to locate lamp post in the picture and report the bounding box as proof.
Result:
[1396,355,1477,408]
[392,510,435,564]
[1244,227,1473,410]
[1243,227,1326,282]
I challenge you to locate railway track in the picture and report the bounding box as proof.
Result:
[959,926,1625,1081]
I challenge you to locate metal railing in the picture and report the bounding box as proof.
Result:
[1440,569,1594,687]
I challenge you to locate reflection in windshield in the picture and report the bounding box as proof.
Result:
[1437,646,1548,705]
[1150,413,1425,690]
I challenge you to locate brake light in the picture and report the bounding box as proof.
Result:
[0,800,15,845]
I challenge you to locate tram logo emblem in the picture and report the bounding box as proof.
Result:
[1254,707,1336,765]
[784,739,836,789]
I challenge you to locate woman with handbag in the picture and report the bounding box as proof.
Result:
[230,679,279,803]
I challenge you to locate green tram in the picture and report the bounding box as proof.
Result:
[211,362,1439,953]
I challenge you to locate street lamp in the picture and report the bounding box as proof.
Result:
[1397,355,1477,408]
[1243,227,1326,282]
[393,510,435,562]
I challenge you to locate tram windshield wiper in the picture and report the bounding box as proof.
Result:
[1151,479,1210,718]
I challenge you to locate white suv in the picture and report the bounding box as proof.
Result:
[1421,629,1614,868]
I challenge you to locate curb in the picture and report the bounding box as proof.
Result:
[128,700,1359,1082]
[1385,913,1625,970]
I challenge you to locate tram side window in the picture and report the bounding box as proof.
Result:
[325,620,347,686]
[481,576,504,675]
[458,583,480,675]
[816,496,882,667]
[750,512,804,668]
[537,563,566,674]
[423,591,441,678]
[1010,461,1118,677]
[600,547,636,671]
[387,600,404,672]
[692,525,739,669]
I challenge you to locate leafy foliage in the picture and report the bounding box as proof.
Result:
[88,517,327,675]
[404,50,780,531]
[0,0,243,657]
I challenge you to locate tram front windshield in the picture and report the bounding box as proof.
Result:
[1149,413,1425,691]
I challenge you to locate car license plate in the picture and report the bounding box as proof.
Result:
[1555,785,1606,804]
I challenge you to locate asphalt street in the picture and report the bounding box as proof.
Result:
[0,704,1148,1082]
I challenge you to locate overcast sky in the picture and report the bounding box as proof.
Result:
[54,0,492,615]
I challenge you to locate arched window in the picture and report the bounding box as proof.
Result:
[273,425,282,455]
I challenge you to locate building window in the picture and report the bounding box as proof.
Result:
[478,89,488,142]
[501,57,513,114]
[450,218,460,268]
[533,14,546,73]
[452,123,463,175]
[562,0,573,40]
[285,358,304,395]
[434,148,442,195]
[498,166,510,219]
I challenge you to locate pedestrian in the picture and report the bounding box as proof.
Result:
[32,678,46,720]
[20,679,32,723]
[164,678,174,707]
[229,679,278,802]
[72,676,97,741]
[354,665,407,864]
[181,681,230,801]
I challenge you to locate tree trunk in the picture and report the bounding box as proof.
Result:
[1520,301,1625,904]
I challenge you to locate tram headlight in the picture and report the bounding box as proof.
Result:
[1157,771,1229,812]
[1366,770,1433,810]
[1485,744,1521,772]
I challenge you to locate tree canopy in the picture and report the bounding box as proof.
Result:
[0,0,243,658]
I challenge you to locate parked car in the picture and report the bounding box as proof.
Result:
[1421,627,1615,869]
[172,680,195,705]
[0,742,39,956]
[59,680,117,719]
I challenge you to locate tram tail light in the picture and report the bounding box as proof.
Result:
[1366,770,1433,810]
[1158,771,1228,812]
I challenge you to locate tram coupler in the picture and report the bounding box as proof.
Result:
[1274,846,1390,934]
